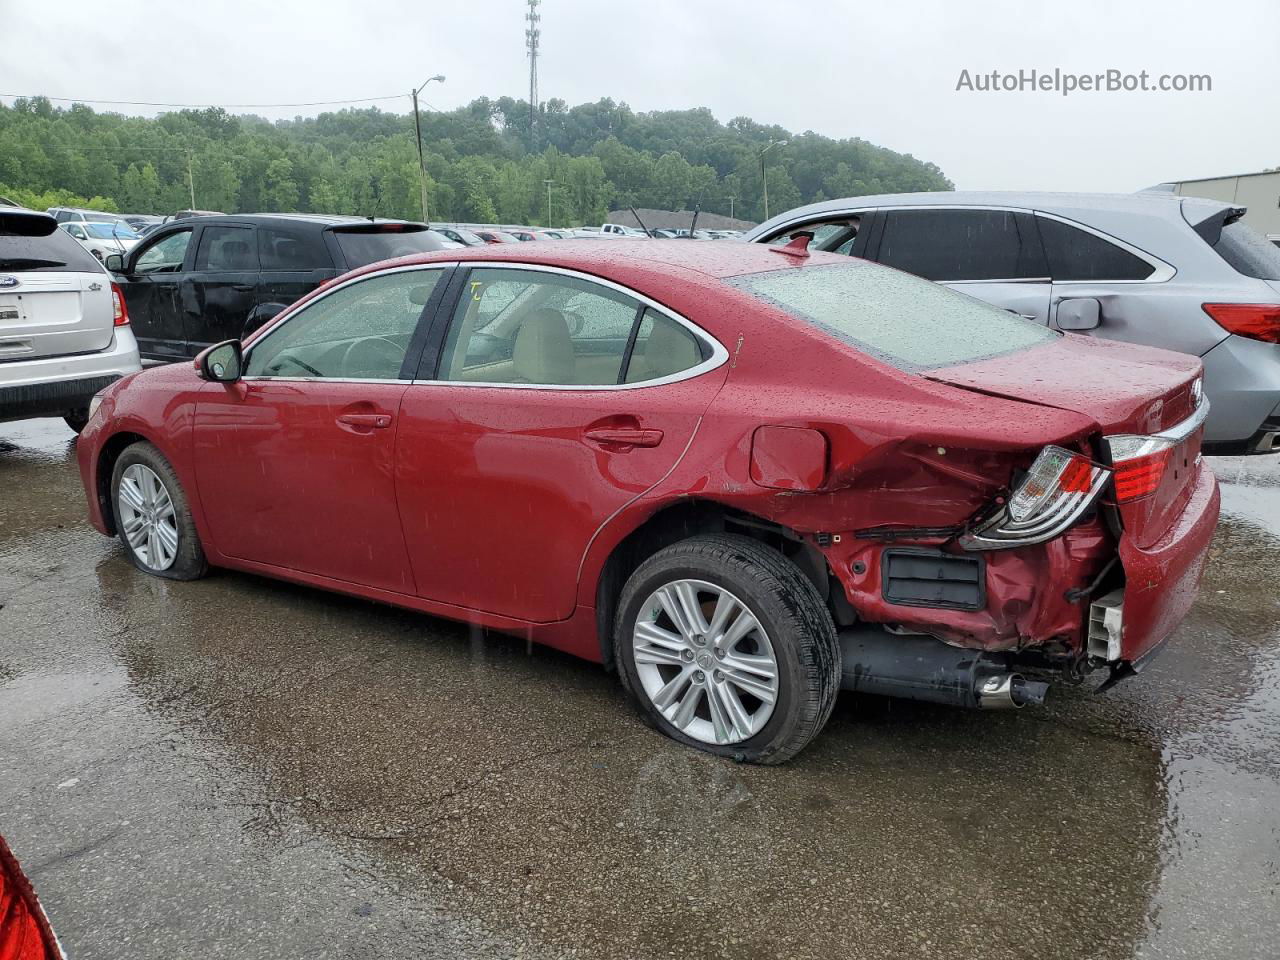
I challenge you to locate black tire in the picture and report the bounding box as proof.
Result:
[110,441,208,581]
[614,534,840,764]
[63,409,90,433]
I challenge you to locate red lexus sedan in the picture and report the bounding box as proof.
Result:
[76,238,1220,763]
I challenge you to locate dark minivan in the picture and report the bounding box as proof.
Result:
[106,214,453,362]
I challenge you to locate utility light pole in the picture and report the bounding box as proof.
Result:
[543,179,554,226]
[725,195,736,220]
[758,139,788,221]
[186,151,196,209]
[411,74,446,222]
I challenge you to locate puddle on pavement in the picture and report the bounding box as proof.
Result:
[4,423,1279,959]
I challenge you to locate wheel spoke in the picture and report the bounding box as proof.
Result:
[635,620,686,653]
[651,668,692,710]
[722,653,777,704]
[656,583,705,640]
[122,515,148,547]
[154,521,179,559]
[669,680,703,729]
[634,643,685,667]
[708,679,753,743]
[144,526,159,565]
[720,607,761,649]
[118,477,145,513]
[705,591,739,640]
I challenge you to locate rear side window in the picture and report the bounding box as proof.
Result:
[1036,216,1155,281]
[332,227,447,269]
[0,224,104,273]
[195,226,258,271]
[259,227,330,270]
[1206,222,1280,281]
[874,210,1046,281]
[729,261,1057,371]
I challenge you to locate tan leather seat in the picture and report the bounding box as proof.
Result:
[512,308,574,384]
[631,316,701,381]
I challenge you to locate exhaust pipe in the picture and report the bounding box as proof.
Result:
[838,627,1050,710]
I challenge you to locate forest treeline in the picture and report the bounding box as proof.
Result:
[0,95,952,225]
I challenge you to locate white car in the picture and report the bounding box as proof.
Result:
[61,220,141,262]
[1,207,141,432]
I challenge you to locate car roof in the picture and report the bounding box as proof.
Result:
[158,213,425,230]
[751,189,1235,232]
[362,237,845,280]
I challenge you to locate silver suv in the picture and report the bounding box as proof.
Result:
[1,207,141,432]
[746,191,1280,454]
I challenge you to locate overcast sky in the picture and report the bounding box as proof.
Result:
[3,0,1277,192]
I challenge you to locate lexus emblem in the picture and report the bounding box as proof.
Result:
[0,275,19,289]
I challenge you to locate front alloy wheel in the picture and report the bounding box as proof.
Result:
[632,579,779,745]
[117,463,179,571]
[110,440,208,581]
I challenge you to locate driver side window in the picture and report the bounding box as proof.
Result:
[244,268,442,380]
[134,229,192,274]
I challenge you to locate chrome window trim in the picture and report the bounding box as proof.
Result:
[242,262,451,382]
[413,260,729,391]
[759,204,1175,285]
[1103,396,1211,460]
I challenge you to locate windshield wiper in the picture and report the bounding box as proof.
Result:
[0,258,67,269]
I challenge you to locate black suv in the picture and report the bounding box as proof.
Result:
[105,214,453,362]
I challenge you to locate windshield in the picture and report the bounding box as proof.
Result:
[0,226,104,273]
[332,227,447,268]
[84,221,139,239]
[729,261,1057,371]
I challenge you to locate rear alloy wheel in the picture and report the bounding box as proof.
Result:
[615,534,840,764]
[111,441,208,580]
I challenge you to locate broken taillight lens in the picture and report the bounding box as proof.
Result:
[960,445,1111,550]
[1007,446,1095,520]
[1202,303,1280,344]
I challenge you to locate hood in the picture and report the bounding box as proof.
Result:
[925,333,1202,436]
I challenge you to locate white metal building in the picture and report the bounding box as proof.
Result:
[1162,169,1280,240]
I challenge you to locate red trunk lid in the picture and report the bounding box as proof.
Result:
[924,334,1202,437]
[926,333,1205,547]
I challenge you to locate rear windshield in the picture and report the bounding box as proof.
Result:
[0,225,105,273]
[729,261,1057,371]
[1208,221,1280,281]
[332,226,447,269]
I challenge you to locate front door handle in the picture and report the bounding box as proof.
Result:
[583,426,664,448]
[232,284,255,292]
[337,412,393,429]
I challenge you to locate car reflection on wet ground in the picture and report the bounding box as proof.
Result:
[1,418,1277,960]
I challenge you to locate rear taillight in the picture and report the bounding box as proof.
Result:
[111,282,129,327]
[1202,303,1280,344]
[960,445,1111,550]
[1105,436,1178,502]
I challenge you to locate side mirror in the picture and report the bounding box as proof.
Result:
[1056,298,1101,331]
[195,339,244,382]
[104,253,126,273]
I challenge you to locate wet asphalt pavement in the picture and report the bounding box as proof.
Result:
[1,417,1278,960]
